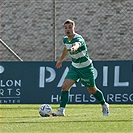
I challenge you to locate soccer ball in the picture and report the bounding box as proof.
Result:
[39,104,52,117]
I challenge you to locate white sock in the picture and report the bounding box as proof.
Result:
[60,107,65,112]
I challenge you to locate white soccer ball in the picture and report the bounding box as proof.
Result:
[39,104,52,117]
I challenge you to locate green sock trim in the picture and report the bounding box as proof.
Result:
[93,89,105,105]
[60,91,70,108]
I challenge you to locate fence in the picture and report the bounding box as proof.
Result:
[0,0,132,61]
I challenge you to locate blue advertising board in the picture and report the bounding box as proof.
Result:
[0,61,132,104]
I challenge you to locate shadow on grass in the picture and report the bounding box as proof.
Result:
[0,119,132,124]
[0,116,39,118]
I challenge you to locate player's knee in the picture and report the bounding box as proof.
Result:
[87,86,97,94]
[62,83,69,91]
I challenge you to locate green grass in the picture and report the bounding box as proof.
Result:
[0,104,133,133]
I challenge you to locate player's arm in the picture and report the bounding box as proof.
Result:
[56,47,68,68]
[71,42,81,52]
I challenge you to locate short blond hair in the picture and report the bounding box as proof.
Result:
[64,19,75,27]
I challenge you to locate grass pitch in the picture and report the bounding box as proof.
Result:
[0,104,133,133]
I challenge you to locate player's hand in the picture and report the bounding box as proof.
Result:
[71,44,76,52]
[71,43,80,52]
[56,60,62,69]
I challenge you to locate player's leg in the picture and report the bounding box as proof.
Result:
[87,68,109,116]
[87,86,105,105]
[52,65,78,116]
[60,79,75,107]
[87,86,109,116]
[79,63,109,116]
[52,79,75,116]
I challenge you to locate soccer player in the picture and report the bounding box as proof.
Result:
[52,19,109,116]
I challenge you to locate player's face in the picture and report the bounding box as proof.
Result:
[64,23,75,37]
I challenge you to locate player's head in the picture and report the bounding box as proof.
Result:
[64,19,76,37]
[64,19,75,27]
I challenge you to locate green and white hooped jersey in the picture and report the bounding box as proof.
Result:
[63,33,92,68]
